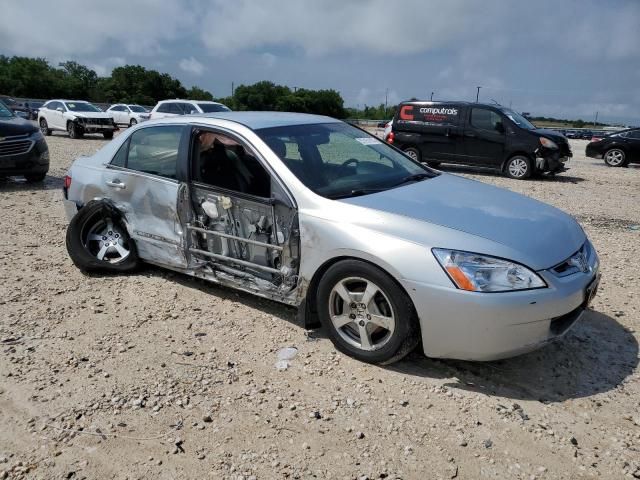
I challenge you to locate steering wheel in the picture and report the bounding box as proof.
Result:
[341,158,359,171]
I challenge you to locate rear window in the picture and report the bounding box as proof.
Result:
[395,103,460,126]
[197,103,231,113]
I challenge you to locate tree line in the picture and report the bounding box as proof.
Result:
[0,56,348,117]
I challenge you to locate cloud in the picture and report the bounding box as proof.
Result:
[179,57,205,76]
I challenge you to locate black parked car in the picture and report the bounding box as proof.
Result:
[24,100,44,120]
[586,128,640,167]
[579,130,593,140]
[388,101,572,179]
[0,100,49,182]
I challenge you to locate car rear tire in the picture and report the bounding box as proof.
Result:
[403,147,421,163]
[129,118,137,127]
[24,173,46,182]
[39,118,51,136]
[66,200,139,273]
[317,259,420,364]
[505,155,531,179]
[67,122,83,139]
[604,148,627,167]
[103,131,114,140]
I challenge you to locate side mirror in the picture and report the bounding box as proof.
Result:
[190,109,197,115]
[56,107,64,112]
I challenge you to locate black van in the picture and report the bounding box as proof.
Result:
[387,101,572,179]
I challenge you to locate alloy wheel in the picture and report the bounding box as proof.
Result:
[404,149,419,161]
[83,217,131,263]
[604,149,625,166]
[328,277,396,351]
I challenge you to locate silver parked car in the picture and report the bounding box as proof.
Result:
[62,112,600,364]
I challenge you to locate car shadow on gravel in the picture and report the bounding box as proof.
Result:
[390,310,638,402]
[0,174,64,191]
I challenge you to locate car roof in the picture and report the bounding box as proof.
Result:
[197,111,341,130]
[157,99,224,104]
[398,100,505,109]
[48,99,92,103]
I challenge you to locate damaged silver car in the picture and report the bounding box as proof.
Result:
[63,112,599,364]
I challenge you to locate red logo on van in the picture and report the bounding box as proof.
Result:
[399,105,414,121]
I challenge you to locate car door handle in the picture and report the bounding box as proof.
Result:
[106,179,126,189]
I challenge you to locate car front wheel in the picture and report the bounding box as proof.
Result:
[39,118,51,136]
[103,131,114,140]
[129,118,137,127]
[66,201,139,272]
[67,122,83,139]
[317,260,420,364]
[505,155,531,179]
[604,148,627,167]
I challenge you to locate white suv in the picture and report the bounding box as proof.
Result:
[107,104,150,127]
[38,100,116,139]
[149,99,230,120]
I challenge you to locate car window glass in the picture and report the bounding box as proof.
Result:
[111,139,129,167]
[126,126,182,179]
[156,103,171,113]
[193,130,271,197]
[626,130,640,140]
[181,103,195,114]
[470,108,503,132]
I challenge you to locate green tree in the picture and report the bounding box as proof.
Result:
[58,61,98,99]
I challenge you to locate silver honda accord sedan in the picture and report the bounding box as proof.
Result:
[62,112,600,364]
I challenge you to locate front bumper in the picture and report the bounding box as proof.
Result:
[402,248,599,361]
[0,138,49,176]
[535,146,572,174]
[585,144,603,159]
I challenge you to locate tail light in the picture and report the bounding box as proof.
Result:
[386,131,395,144]
[591,137,601,142]
[63,175,72,199]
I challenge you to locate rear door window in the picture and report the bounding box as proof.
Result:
[114,126,183,179]
[626,130,640,140]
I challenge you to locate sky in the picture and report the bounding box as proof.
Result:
[1,0,639,125]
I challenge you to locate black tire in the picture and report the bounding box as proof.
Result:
[103,131,114,140]
[317,259,420,364]
[603,148,627,167]
[24,172,46,182]
[39,118,51,136]
[129,118,137,127]
[504,155,532,179]
[403,147,421,163]
[66,200,139,273]
[67,122,83,139]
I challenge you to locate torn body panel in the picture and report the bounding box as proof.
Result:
[185,185,301,304]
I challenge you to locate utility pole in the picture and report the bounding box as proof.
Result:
[594,111,599,127]
[430,91,434,101]
[231,82,234,96]
[476,86,481,103]
[385,88,388,117]
[293,86,299,93]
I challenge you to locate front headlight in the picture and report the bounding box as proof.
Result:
[539,137,558,149]
[433,249,546,292]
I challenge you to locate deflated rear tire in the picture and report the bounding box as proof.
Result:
[317,259,420,364]
[66,200,139,273]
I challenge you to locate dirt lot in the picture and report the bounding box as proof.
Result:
[1,133,639,480]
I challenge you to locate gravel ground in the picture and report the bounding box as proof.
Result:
[0,132,639,480]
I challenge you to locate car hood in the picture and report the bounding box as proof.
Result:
[0,115,38,136]
[339,174,585,270]
[71,112,113,119]
[534,128,568,142]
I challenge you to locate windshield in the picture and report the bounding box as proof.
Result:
[65,102,102,112]
[197,103,231,113]
[500,108,536,130]
[129,105,147,112]
[256,122,437,199]
[0,101,14,118]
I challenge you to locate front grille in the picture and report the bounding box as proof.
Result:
[81,118,111,125]
[0,139,34,157]
[551,241,592,277]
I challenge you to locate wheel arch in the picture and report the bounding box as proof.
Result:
[299,254,420,331]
